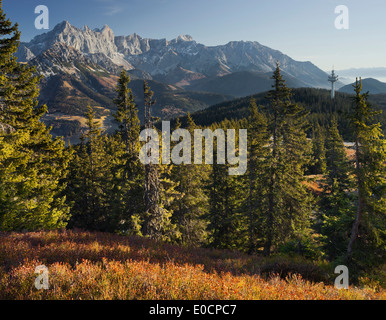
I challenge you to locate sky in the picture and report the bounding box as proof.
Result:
[2,0,386,71]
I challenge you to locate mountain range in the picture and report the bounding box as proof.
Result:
[16,20,336,142]
[338,78,386,95]
[18,20,331,87]
[336,68,386,85]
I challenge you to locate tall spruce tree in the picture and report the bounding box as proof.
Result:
[0,2,72,230]
[171,114,209,246]
[142,81,162,238]
[113,70,140,156]
[66,105,112,231]
[318,118,354,260]
[346,79,385,262]
[324,118,352,193]
[262,63,313,256]
[111,70,144,234]
[245,98,270,253]
[142,81,178,241]
[309,123,327,175]
[207,120,245,250]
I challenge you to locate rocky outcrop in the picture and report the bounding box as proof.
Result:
[18,21,329,88]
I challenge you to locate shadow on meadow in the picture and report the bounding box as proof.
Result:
[0,229,330,282]
[0,230,384,300]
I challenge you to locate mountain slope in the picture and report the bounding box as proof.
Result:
[185,70,308,97]
[339,78,386,94]
[30,43,233,143]
[178,88,386,141]
[18,21,133,72]
[18,21,330,89]
[15,21,340,141]
[336,68,386,84]
[41,75,234,143]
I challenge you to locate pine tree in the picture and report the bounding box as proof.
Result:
[142,81,161,238]
[208,160,236,249]
[324,118,351,193]
[142,81,178,240]
[0,128,29,228]
[66,105,111,231]
[0,0,19,129]
[309,123,327,175]
[0,3,72,230]
[346,78,386,262]
[111,69,144,234]
[171,114,209,246]
[262,63,313,256]
[207,120,245,250]
[245,98,270,253]
[113,69,140,156]
[318,118,354,260]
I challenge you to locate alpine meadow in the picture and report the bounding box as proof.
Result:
[0,0,385,305]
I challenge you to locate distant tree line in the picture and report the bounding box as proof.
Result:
[182,87,386,143]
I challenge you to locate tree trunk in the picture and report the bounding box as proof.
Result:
[264,113,277,257]
[347,138,362,257]
[248,171,255,254]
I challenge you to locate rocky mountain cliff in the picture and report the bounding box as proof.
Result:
[18,20,329,89]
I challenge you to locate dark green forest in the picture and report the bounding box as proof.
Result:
[179,87,386,142]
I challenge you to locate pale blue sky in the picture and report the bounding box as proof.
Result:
[3,0,386,70]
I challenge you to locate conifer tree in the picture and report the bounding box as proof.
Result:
[208,160,236,249]
[113,69,140,156]
[0,2,72,230]
[309,123,327,175]
[262,63,313,256]
[0,0,19,130]
[111,69,144,234]
[142,81,161,238]
[66,106,111,231]
[245,98,270,253]
[318,118,354,260]
[324,118,352,193]
[142,81,178,240]
[346,79,385,261]
[207,120,245,250]
[171,114,209,246]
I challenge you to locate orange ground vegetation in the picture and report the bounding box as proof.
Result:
[0,230,384,300]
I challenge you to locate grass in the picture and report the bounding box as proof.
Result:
[0,230,384,300]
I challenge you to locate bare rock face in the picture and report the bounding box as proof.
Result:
[27,21,117,57]
[15,44,36,61]
[18,21,329,88]
[21,21,132,72]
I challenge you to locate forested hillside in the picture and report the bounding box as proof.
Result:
[181,88,386,141]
